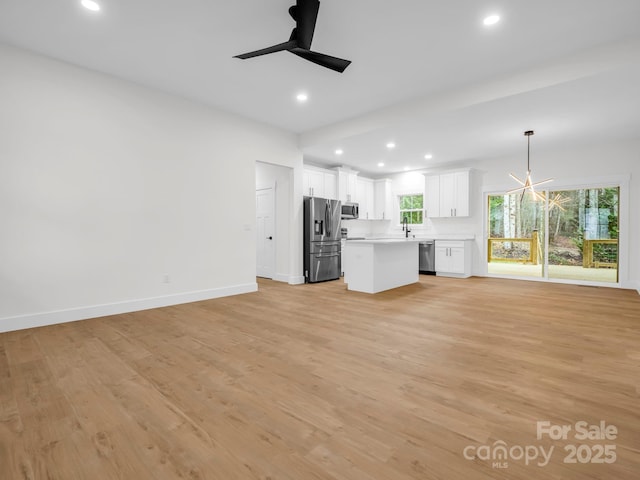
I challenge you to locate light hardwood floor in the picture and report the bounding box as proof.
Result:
[1,276,639,479]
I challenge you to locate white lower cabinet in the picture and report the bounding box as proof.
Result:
[435,240,472,278]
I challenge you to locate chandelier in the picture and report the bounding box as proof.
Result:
[507,130,553,201]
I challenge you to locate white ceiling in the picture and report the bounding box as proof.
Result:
[1,0,639,175]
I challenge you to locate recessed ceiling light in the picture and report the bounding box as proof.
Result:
[296,93,308,103]
[335,149,343,155]
[483,14,500,26]
[377,162,385,167]
[424,154,433,160]
[386,142,396,149]
[81,0,101,12]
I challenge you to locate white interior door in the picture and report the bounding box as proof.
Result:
[256,188,275,279]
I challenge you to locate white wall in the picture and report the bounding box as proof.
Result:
[0,44,301,332]
[381,139,640,289]
[340,219,389,238]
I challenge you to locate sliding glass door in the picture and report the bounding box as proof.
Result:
[547,187,619,283]
[487,186,619,285]
[487,192,545,278]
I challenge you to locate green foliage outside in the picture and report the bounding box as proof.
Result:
[399,194,424,225]
[553,188,619,264]
[489,193,543,239]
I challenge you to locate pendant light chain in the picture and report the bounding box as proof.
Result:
[525,130,534,172]
[527,133,531,172]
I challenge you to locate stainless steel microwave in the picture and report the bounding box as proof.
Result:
[341,202,359,219]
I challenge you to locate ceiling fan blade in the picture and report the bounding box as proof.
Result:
[290,0,320,50]
[234,0,350,73]
[234,40,297,59]
[290,48,351,73]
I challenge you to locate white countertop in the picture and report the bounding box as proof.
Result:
[346,234,475,243]
[346,238,421,244]
[425,234,475,241]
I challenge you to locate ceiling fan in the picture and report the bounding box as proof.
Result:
[233,0,352,73]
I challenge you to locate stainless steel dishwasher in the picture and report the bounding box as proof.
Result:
[419,240,436,274]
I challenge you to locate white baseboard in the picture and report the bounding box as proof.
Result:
[270,273,305,285]
[617,279,639,293]
[0,282,257,334]
[436,272,472,279]
[273,273,290,283]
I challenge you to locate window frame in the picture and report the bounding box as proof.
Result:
[397,193,424,226]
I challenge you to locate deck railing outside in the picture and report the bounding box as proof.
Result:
[489,234,617,269]
[583,239,618,268]
[488,231,540,265]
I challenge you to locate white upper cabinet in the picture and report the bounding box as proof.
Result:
[440,171,469,217]
[374,179,394,221]
[456,172,470,216]
[356,177,375,219]
[303,167,337,200]
[424,175,440,219]
[304,166,395,220]
[322,171,337,200]
[424,170,470,218]
[335,167,359,203]
[303,168,323,197]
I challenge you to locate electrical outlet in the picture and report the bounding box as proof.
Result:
[163,274,170,284]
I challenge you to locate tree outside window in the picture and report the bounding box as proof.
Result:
[399,194,424,225]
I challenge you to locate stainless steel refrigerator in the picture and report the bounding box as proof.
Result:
[304,196,342,283]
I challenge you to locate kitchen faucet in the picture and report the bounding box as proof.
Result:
[402,216,411,238]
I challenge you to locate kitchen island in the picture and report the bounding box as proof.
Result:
[343,239,420,293]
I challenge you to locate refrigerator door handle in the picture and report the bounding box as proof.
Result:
[325,200,331,237]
